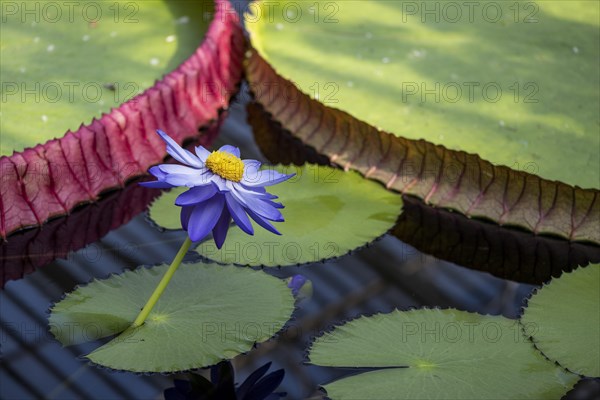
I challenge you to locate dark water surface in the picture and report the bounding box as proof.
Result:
[2,96,599,400]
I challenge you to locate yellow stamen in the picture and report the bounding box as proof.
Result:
[205,151,244,182]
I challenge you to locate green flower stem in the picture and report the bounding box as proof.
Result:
[131,237,192,327]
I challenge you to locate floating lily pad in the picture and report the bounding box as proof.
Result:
[521,265,600,377]
[308,309,577,399]
[198,165,402,266]
[49,262,295,372]
[148,186,188,230]
[148,164,403,266]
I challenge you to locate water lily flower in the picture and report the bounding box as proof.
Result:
[141,130,294,247]
[164,361,286,400]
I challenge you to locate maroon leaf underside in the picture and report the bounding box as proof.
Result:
[1,180,160,287]
[0,0,245,240]
[245,49,600,245]
[392,197,600,284]
[247,102,600,284]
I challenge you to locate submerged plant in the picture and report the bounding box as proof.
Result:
[164,361,286,400]
[132,130,294,327]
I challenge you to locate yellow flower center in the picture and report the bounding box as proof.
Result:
[205,151,244,182]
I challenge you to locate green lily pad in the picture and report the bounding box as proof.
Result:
[49,262,295,372]
[247,0,599,189]
[148,164,403,266]
[309,309,577,399]
[521,265,600,377]
[148,186,188,230]
[1,0,211,155]
[199,165,402,266]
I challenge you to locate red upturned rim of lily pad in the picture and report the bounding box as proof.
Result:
[0,0,245,240]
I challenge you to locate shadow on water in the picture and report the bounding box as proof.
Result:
[392,196,600,284]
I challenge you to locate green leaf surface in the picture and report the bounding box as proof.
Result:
[49,262,294,372]
[148,186,188,230]
[198,165,402,266]
[247,0,599,189]
[521,265,600,377]
[1,0,210,155]
[245,5,600,245]
[148,164,403,266]
[309,309,577,399]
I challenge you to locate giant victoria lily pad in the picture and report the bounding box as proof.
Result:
[245,0,600,244]
[0,0,245,238]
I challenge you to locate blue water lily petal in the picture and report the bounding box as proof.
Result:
[142,130,294,247]
[243,169,292,187]
[246,208,281,236]
[187,195,225,242]
[218,144,241,157]
[140,166,174,189]
[225,193,254,235]
[157,130,204,168]
[212,206,232,249]
[175,184,218,206]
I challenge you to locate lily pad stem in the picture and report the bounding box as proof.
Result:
[131,237,192,327]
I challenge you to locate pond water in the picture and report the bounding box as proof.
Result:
[1,95,599,400]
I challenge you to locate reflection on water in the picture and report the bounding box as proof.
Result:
[393,196,600,285]
[0,181,160,288]
[1,100,598,399]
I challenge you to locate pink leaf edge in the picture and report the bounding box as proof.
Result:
[0,0,245,239]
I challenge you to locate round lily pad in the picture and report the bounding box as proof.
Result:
[49,262,295,372]
[309,309,577,399]
[521,264,600,377]
[148,186,188,230]
[148,164,403,266]
[198,165,402,266]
